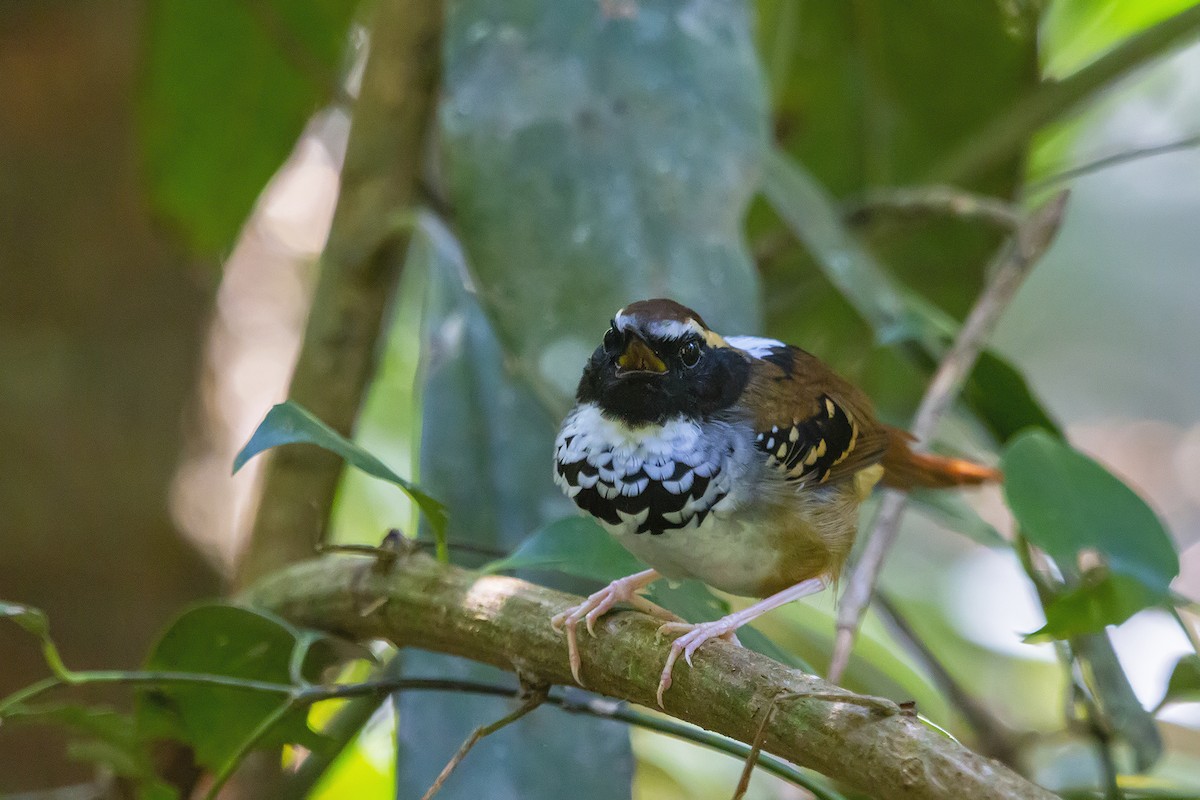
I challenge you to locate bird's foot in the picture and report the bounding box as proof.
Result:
[654,619,742,707]
[550,569,662,686]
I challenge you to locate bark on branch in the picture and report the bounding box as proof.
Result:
[247,552,1057,800]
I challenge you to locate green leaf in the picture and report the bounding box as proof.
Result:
[1025,573,1166,642]
[0,600,49,639]
[1003,429,1179,596]
[963,351,1063,443]
[1,600,72,679]
[1163,654,1200,707]
[235,401,447,538]
[441,0,766,410]
[482,517,645,581]
[139,0,356,254]
[757,0,1036,355]
[760,0,1036,194]
[138,604,336,769]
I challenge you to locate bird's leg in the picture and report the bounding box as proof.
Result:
[551,568,664,686]
[655,577,827,707]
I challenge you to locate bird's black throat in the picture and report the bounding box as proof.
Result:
[575,341,750,426]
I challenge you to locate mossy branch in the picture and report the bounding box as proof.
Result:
[246,552,1059,800]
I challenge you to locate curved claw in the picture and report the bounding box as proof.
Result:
[565,618,583,685]
[549,569,661,688]
[656,647,679,707]
[654,619,743,707]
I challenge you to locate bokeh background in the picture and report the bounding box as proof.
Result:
[2,0,1199,797]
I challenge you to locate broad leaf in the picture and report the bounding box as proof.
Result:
[441,0,765,411]
[235,401,447,538]
[140,0,357,254]
[756,0,1037,368]
[1003,429,1178,597]
[1025,573,1166,642]
[1004,431,1174,769]
[963,351,1063,443]
[138,604,337,769]
[760,148,927,347]
[1040,0,1200,78]
[1163,654,1200,707]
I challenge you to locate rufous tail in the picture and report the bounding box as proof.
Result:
[880,426,1001,490]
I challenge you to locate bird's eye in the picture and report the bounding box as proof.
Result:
[603,327,620,352]
[679,340,702,368]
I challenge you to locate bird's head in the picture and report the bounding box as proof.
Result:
[575,298,751,426]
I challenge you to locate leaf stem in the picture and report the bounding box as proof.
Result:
[1027,134,1200,191]
[843,185,1022,231]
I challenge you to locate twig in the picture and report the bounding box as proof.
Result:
[843,185,1022,231]
[1027,134,1200,191]
[2,665,841,800]
[732,693,786,800]
[874,592,1017,764]
[421,684,549,800]
[247,552,1062,800]
[828,190,1070,684]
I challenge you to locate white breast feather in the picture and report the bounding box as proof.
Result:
[553,402,751,536]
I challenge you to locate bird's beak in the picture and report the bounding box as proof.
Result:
[617,336,666,374]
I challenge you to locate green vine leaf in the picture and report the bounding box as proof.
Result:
[137,603,337,769]
[0,601,50,639]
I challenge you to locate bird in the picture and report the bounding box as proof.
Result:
[550,298,999,706]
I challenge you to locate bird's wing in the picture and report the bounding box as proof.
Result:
[735,343,890,486]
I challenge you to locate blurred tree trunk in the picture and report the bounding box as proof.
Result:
[0,0,219,790]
